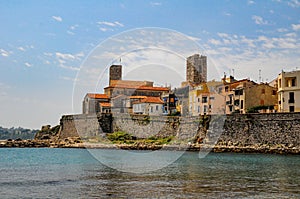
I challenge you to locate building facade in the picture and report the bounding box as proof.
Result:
[132,97,164,116]
[82,93,109,114]
[188,83,210,116]
[278,70,300,112]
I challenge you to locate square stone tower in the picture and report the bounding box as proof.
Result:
[109,65,122,85]
[186,54,207,84]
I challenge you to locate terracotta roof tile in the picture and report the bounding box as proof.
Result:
[129,96,147,99]
[135,97,164,104]
[87,93,109,99]
[110,80,153,87]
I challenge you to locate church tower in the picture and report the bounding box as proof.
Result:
[109,65,122,85]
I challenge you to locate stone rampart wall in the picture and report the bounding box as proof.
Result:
[58,113,300,147]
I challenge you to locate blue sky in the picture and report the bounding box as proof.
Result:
[0,0,300,128]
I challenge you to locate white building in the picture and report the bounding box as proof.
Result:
[133,97,164,116]
[278,70,300,112]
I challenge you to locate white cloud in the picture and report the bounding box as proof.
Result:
[209,39,222,45]
[56,52,76,60]
[217,33,229,38]
[285,32,297,37]
[223,12,231,16]
[67,30,75,35]
[277,28,288,32]
[97,21,124,27]
[114,21,124,27]
[186,35,201,41]
[100,27,108,32]
[269,9,274,14]
[44,52,53,57]
[17,46,26,51]
[288,0,300,7]
[25,62,32,67]
[248,0,255,4]
[60,76,78,82]
[54,52,84,71]
[0,49,10,57]
[52,16,62,22]
[97,21,116,27]
[292,24,300,31]
[150,2,162,6]
[70,24,79,30]
[252,15,269,25]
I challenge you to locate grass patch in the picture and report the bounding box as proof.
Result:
[106,131,174,145]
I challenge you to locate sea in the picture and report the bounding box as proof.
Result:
[0,148,299,198]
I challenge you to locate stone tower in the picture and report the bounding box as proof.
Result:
[109,65,122,85]
[186,54,207,84]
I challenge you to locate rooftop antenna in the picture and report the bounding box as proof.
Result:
[259,69,261,83]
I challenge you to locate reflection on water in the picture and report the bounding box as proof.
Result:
[0,148,299,198]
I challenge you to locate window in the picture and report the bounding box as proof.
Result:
[156,105,159,111]
[279,79,282,88]
[261,89,265,94]
[202,96,208,103]
[235,89,243,95]
[197,106,200,113]
[260,99,264,105]
[150,106,153,112]
[241,100,244,109]
[289,92,295,103]
[218,87,222,93]
[229,106,233,112]
[197,98,200,102]
[292,78,296,87]
[289,106,295,112]
[272,90,276,95]
[204,105,207,113]
[225,86,229,92]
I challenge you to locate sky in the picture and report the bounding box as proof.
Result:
[0,0,300,129]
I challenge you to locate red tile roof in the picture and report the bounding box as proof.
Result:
[87,93,109,99]
[134,97,164,104]
[110,80,153,87]
[129,96,147,99]
[99,102,111,107]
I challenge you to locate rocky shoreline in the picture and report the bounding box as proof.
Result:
[1,139,299,155]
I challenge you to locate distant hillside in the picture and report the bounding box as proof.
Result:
[0,126,38,140]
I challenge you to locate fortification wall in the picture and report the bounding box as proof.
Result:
[58,113,112,139]
[218,113,300,147]
[58,113,300,148]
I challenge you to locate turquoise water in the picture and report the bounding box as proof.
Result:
[0,148,299,198]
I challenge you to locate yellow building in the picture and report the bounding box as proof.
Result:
[216,76,277,114]
[188,83,210,116]
[278,70,300,112]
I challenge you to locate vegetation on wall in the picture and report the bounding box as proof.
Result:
[106,131,174,145]
[247,105,274,113]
